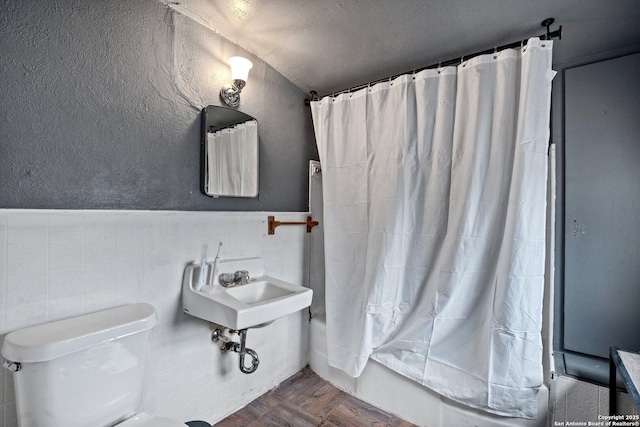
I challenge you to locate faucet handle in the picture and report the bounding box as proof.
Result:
[219,273,235,287]
[234,270,250,285]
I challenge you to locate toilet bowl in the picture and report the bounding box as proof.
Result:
[1,303,189,427]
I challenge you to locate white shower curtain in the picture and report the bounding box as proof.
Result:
[310,38,554,418]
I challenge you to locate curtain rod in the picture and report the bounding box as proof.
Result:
[305,18,562,105]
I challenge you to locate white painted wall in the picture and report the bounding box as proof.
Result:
[0,209,311,425]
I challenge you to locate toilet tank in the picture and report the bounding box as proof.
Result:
[2,303,158,427]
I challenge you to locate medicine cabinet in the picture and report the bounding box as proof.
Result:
[201,105,259,198]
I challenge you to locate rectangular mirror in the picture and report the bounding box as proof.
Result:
[201,105,259,198]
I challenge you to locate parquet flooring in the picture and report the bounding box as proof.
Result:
[214,366,417,427]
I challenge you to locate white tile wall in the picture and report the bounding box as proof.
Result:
[552,375,639,424]
[0,209,312,426]
[3,209,634,426]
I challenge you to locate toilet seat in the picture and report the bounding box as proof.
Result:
[116,412,188,427]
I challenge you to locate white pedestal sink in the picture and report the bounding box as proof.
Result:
[182,257,313,329]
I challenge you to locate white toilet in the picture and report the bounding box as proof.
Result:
[2,303,189,427]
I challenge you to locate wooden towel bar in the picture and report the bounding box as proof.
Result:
[267,216,319,235]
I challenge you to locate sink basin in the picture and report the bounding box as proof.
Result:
[182,257,313,330]
[225,280,294,305]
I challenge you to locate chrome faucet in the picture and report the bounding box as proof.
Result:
[218,270,250,287]
[234,270,250,285]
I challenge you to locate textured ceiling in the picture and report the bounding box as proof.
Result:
[165,0,640,95]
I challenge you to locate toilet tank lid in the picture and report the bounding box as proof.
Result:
[2,303,158,363]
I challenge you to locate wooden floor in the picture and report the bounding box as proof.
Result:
[214,367,417,427]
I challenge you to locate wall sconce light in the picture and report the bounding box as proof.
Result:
[220,56,253,108]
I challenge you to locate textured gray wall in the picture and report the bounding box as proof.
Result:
[0,0,317,211]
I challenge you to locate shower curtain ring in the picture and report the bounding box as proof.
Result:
[493,47,498,59]
[437,62,442,74]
